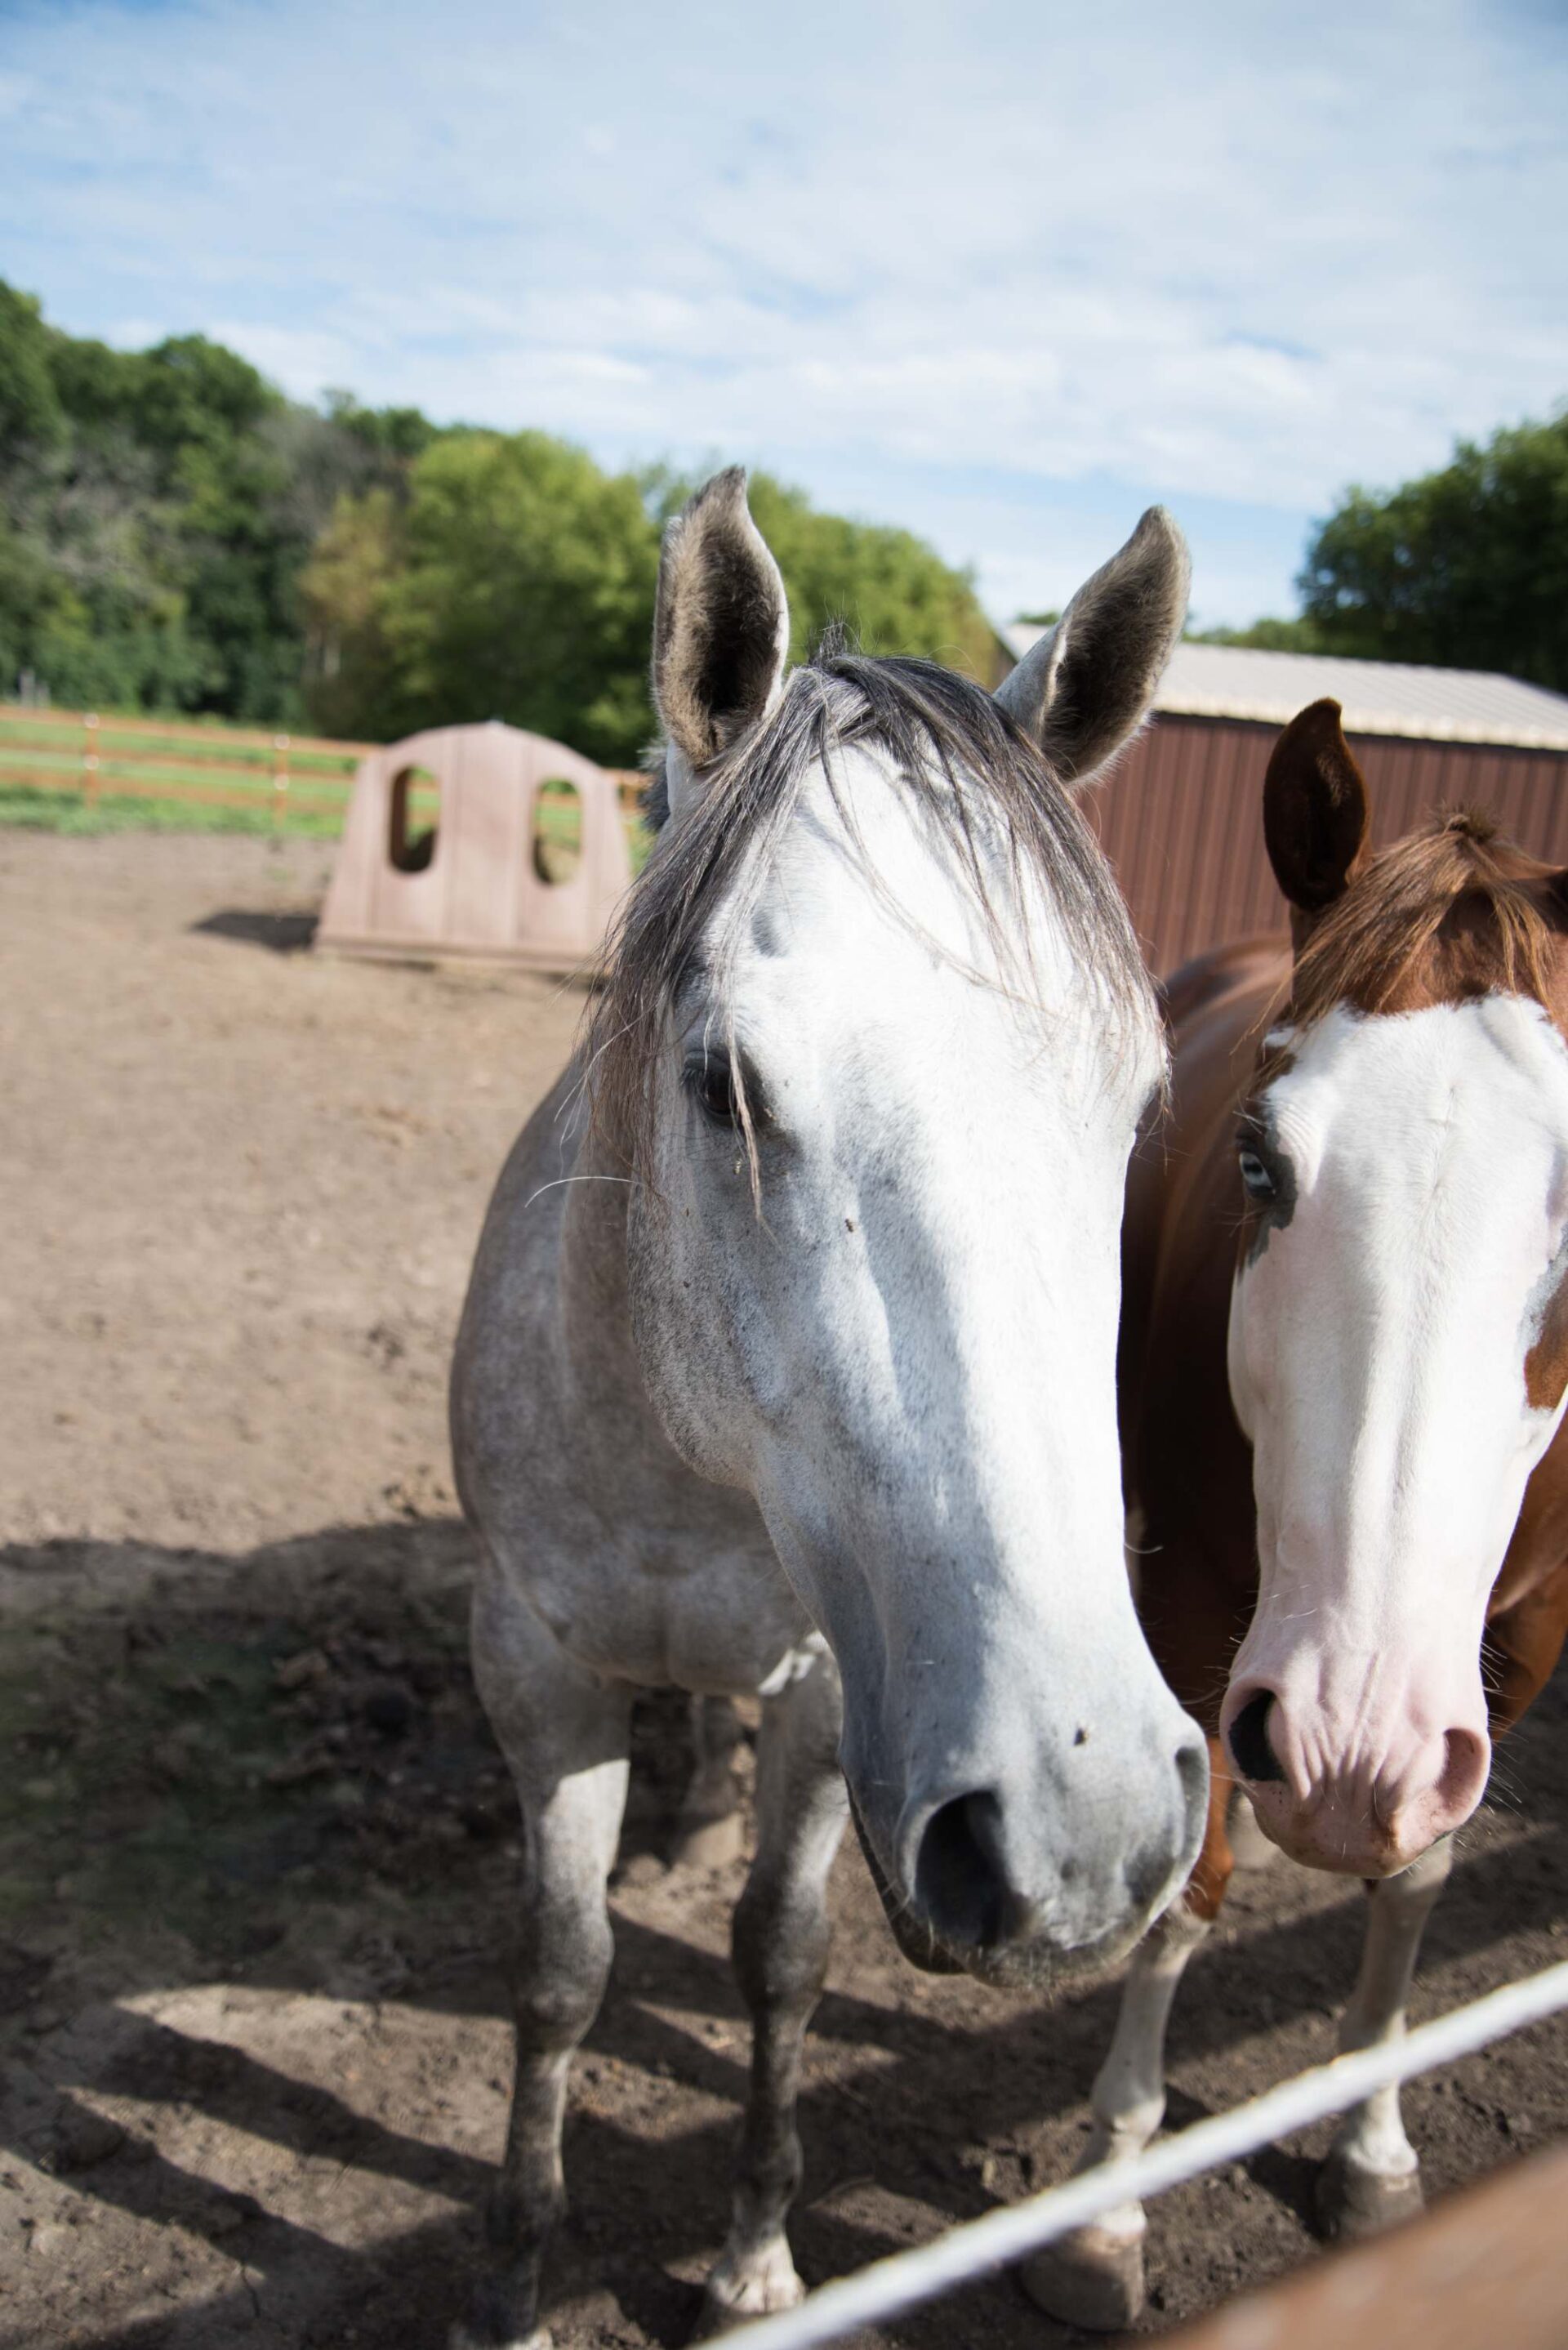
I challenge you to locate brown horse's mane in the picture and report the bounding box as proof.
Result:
[1284,809,1565,1040]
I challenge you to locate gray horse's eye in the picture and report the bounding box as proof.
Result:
[685,1053,742,1128]
[1237,1145,1276,1201]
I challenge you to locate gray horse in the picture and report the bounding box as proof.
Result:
[450,470,1205,2346]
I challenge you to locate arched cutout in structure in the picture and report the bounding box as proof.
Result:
[389,765,439,872]
[532,778,582,886]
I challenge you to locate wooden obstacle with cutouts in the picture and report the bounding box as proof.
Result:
[316,721,635,971]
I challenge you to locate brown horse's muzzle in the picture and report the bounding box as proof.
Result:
[1222,1679,1490,1875]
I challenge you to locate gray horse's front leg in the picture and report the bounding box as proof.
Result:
[698,1657,849,2334]
[1316,1834,1454,2240]
[458,1564,632,2350]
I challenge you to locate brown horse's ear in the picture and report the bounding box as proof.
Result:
[1263,699,1369,916]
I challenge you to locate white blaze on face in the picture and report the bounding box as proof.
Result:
[1225,993,1568,1866]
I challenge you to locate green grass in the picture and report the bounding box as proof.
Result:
[0,709,653,864]
[0,703,361,837]
[0,784,346,836]
[0,725,359,776]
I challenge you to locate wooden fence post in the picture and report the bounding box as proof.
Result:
[82,711,99,814]
[272,734,291,826]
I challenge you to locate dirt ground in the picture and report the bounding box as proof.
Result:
[3,831,1568,2350]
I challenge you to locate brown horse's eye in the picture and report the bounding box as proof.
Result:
[1237,1144,1277,1202]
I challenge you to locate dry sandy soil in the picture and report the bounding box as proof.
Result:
[3,830,1568,2350]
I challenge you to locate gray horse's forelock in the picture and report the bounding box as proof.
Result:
[588,645,1157,1180]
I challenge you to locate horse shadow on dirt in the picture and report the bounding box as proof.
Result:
[190,907,320,954]
[3,1523,1567,2349]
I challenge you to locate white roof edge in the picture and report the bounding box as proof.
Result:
[996,627,1568,753]
[1152,691,1568,753]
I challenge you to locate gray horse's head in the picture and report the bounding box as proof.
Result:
[595,470,1206,1987]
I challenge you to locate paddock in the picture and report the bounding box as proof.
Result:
[4,827,1568,2349]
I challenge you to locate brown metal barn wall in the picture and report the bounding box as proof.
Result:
[1089,716,1568,979]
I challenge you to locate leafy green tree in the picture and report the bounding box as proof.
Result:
[1187,616,1327,652]
[0,283,446,722]
[389,431,660,760]
[0,284,66,464]
[2,280,996,740]
[1298,412,1568,691]
[310,449,1000,755]
[307,433,661,759]
[299,487,404,740]
[746,475,997,680]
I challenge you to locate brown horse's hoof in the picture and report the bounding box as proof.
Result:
[1020,2224,1147,2331]
[1315,2150,1424,2241]
[670,1808,746,1870]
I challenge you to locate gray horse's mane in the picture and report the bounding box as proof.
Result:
[588,644,1156,1175]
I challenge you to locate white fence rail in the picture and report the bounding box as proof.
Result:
[736,1955,1568,2348]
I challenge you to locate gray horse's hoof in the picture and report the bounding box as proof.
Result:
[692,2236,805,2337]
[691,2277,803,2339]
[1020,2225,1147,2331]
[1315,2150,1424,2241]
[670,1809,746,1870]
[452,2264,550,2350]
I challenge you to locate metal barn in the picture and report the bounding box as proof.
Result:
[999,636,1568,977]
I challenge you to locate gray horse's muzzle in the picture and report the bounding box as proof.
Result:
[845,1722,1209,1992]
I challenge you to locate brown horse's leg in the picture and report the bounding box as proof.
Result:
[459,1563,633,2350]
[1227,1783,1279,1869]
[1316,1835,1453,2240]
[697,1656,848,2335]
[1022,1736,1234,2330]
[1314,1571,1568,2242]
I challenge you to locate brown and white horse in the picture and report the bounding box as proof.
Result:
[1027,698,1568,2330]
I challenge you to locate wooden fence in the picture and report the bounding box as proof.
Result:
[0,704,648,830]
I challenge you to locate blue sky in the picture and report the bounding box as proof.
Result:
[3,0,1566,627]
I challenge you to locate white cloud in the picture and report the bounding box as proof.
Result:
[3,0,1565,621]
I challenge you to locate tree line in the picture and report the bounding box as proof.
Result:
[1193,413,1568,693]
[2,277,1565,759]
[0,283,996,760]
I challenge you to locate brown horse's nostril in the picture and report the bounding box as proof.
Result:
[1228,1690,1285,1785]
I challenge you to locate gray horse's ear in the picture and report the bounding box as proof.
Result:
[996,506,1190,788]
[653,468,791,796]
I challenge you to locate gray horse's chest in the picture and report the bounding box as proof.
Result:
[526,1518,822,1698]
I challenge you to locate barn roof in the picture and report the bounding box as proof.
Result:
[996,631,1568,753]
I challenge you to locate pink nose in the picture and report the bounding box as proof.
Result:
[1223,1685,1490,1875]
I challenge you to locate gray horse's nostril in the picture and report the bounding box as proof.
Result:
[1175,1730,1209,1829]
[913,1790,1010,1951]
[1228,1690,1285,1785]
